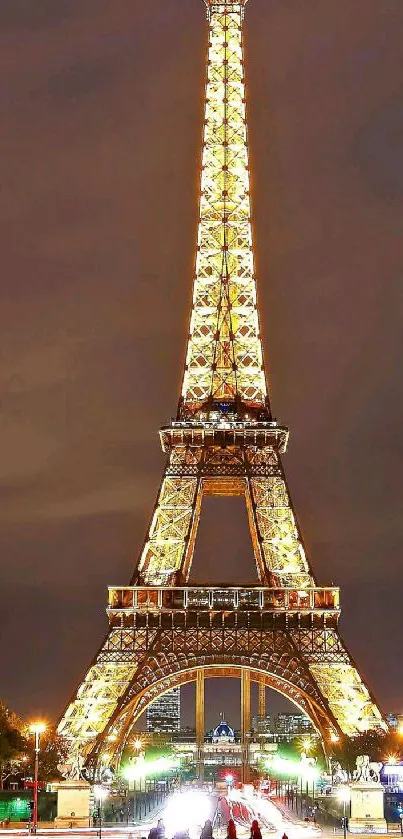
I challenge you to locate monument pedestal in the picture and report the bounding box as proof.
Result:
[348,782,386,834]
[55,780,91,828]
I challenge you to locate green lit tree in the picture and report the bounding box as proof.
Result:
[25,729,69,783]
[0,702,26,789]
[331,730,402,777]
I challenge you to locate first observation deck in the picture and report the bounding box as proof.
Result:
[107,586,340,629]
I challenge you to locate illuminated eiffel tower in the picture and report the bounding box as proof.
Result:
[58,0,386,777]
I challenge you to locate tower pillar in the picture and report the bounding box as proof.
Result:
[241,670,251,784]
[196,669,205,781]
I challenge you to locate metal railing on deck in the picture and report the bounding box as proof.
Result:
[107,585,340,614]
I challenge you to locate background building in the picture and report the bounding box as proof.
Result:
[173,718,277,780]
[146,688,181,733]
[252,714,272,739]
[273,712,315,741]
[387,713,403,732]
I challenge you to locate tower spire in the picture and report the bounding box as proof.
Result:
[180,0,268,421]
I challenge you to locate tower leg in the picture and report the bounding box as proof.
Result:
[241,670,251,785]
[196,669,205,782]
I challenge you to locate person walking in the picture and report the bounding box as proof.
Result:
[227,819,236,839]
[250,820,262,839]
[201,820,214,839]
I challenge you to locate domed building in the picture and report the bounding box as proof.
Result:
[212,720,235,744]
[172,715,277,781]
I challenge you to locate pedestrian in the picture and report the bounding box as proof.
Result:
[227,819,236,839]
[156,819,165,839]
[250,820,262,839]
[201,819,214,839]
[282,833,289,839]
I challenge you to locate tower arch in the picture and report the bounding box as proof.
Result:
[87,662,337,777]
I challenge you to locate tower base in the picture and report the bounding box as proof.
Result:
[54,780,91,828]
[348,783,387,834]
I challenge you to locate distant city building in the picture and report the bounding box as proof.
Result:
[211,720,235,744]
[252,714,272,738]
[146,688,181,733]
[273,712,315,740]
[174,717,277,778]
[386,713,403,731]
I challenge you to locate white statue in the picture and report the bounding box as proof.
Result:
[58,752,84,780]
[331,760,348,785]
[353,755,382,784]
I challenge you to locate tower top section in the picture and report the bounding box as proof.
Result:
[179,0,269,423]
[204,1,248,19]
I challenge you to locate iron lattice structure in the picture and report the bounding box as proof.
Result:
[58,0,386,776]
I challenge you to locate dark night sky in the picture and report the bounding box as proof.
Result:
[0,0,402,731]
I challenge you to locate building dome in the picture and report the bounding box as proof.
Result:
[212,720,235,742]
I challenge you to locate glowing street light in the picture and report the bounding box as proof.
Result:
[29,723,46,834]
[21,755,29,786]
[337,786,350,839]
[94,785,108,839]
[225,774,234,796]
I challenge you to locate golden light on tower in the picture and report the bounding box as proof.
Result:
[55,0,388,776]
[182,0,267,413]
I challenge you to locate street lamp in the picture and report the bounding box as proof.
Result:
[301,738,312,754]
[21,756,29,787]
[29,723,46,834]
[337,786,350,839]
[225,774,234,798]
[94,785,108,839]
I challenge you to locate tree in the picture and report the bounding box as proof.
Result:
[0,702,26,789]
[331,730,402,777]
[25,729,69,783]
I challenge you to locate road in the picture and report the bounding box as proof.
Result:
[0,793,392,839]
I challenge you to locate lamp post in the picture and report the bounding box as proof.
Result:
[29,723,46,834]
[94,786,108,839]
[21,755,28,787]
[337,786,350,839]
[225,774,234,799]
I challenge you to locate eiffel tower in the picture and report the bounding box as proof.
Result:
[58,0,386,777]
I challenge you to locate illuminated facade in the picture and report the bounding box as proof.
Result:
[58,0,386,777]
[274,713,315,741]
[146,688,181,734]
